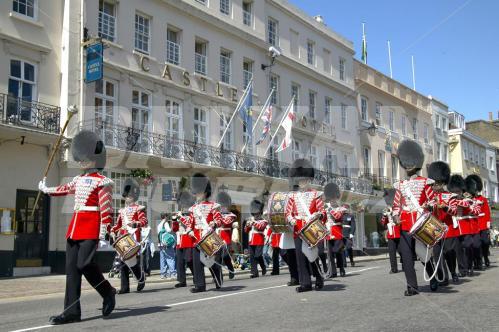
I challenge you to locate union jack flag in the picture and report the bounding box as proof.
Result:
[255,105,273,145]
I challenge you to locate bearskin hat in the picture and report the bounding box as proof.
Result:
[448,174,465,194]
[324,182,341,200]
[250,199,264,216]
[177,190,195,210]
[191,173,212,197]
[71,130,106,169]
[396,139,424,171]
[216,191,232,208]
[288,158,315,179]
[122,178,140,201]
[383,188,396,205]
[427,161,451,184]
[465,175,482,196]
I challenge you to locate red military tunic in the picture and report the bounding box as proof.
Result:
[433,192,459,238]
[325,203,345,241]
[217,211,237,245]
[475,195,490,231]
[244,217,268,246]
[455,198,480,235]
[285,190,325,239]
[380,214,401,239]
[392,175,435,232]
[185,201,223,242]
[111,203,147,242]
[172,213,195,249]
[45,172,113,240]
[267,228,282,248]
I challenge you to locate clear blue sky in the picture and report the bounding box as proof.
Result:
[289,0,499,121]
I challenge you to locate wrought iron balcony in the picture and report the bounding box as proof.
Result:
[0,93,61,134]
[81,120,373,195]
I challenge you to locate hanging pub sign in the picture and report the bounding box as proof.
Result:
[85,42,103,83]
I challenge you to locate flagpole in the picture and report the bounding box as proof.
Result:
[240,88,275,154]
[387,40,393,78]
[217,79,253,148]
[263,96,294,157]
[411,55,416,90]
[362,22,367,64]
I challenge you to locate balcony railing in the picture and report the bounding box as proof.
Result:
[81,120,373,195]
[0,93,60,134]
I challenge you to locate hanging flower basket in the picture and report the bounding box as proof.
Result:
[130,169,155,186]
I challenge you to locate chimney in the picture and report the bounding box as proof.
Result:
[489,112,493,121]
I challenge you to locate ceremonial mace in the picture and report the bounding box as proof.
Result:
[31,105,79,217]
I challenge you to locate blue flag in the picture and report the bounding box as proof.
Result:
[239,84,253,143]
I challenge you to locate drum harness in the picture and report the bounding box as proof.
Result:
[403,185,445,282]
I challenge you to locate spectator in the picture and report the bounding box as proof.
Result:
[158,213,177,279]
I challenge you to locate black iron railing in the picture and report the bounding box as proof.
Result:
[81,120,373,195]
[0,93,61,134]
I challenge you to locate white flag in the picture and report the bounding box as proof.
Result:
[276,103,295,153]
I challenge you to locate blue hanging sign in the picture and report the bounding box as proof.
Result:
[85,42,103,83]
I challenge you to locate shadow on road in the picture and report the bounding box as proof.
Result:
[318,283,346,292]
[88,306,168,321]
[209,285,246,292]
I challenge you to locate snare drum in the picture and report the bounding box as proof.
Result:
[299,217,328,248]
[113,233,141,261]
[409,212,448,248]
[197,230,225,257]
[268,192,291,233]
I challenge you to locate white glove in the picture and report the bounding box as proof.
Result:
[38,177,48,193]
[349,234,354,239]
[99,224,107,241]
[98,240,108,249]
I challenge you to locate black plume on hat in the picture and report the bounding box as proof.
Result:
[216,191,232,208]
[383,188,396,205]
[122,178,140,201]
[397,139,424,170]
[250,199,264,215]
[428,161,451,183]
[288,158,315,179]
[324,182,341,200]
[467,174,483,192]
[448,174,465,194]
[71,130,106,169]
[191,173,212,197]
[177,190,195,209]
[465,175,481,196]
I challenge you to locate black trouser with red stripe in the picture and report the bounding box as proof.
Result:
[398,231,436,290]
[249,245,266,276]
[480,230,491,266]
[281,248,299,282]
[176,247,193,284]
[294,238,322,287]
[327,239,344,276]
[387,238,400,272]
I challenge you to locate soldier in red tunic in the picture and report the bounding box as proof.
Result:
[465,175,486,271]
[185,173,224,293]
[172,190,195,288]
[266,228,282,275]
[245,199,268,278]
[380,188,401,274]
[324,182,347,278]
[467,175,491,268]
[216,192,237,279]
[391,140,437,296]
[38,130,116,325]
[285,159,326,292]
[111,179,146,294]
[428,161,459,285]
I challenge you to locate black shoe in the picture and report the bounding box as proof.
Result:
[117,288,130,295]
[49,314,81,325]
[262,266,267,276]
[295,285,313,293]
[340,269,346,277]
[430,279,439,292]
[250,274,259,279]
[175,282,187,288]
[350,261,355,267]
[190,286,206,293]
[458,272,466,278]
[485,259,490,267]
[137,281,145,292]
[102,288,116,317]
[229,271,235,280]
[438,279,449,287]
[287,279,299,286]
[331,273,338,278]
[315,278,324,290]
[270,271,279,276]
[389,269,399,274]
[404,287,419,296]
[467,269,474,277]
[452,273,459,283]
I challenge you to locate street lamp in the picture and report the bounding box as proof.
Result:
[360,121,377,137]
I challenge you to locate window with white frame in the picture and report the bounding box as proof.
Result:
[94,79,115,133]
[131,90,151,152]
[242,1,252,26]
[220,49,231,84]
[435,114,440,129]
[361,96,368,122]
[8,59,36,121]
[307,40,315,65]
[13,0,35,18]
[378,150,386,177]
[442,144,448,162]
[269,73,279,105]
[442,118,447,131]
[220,0,230,15]
[98,0,115,42]
[267,136,279,160]
[401,115,407,136]
[194,107,207,145]
[196,0,207,5]
[194,40,207,75]
[290,29,299,57]
[267,18,278,46]
[325,149,337,174]
[388,110,394,131]
[363,147,371,176]
[412,118,418,140]
[463,140,468,159]
[323,49,331,74]
[375,102,382,126]
[219,113,233,150]
[424,123,429,144]
[292,140,302,159]
[341,104,347,129]
[166,28,181,65]
[339,57,346,81]
[291,83,300,107]
[391,154,398,181]
[490,156,495,172]
[135,13,150,54]
[342,154,349,177]
[310,145,318,168]
[243,59,253,89]
[436,142,441,160]
[308,91,316,119]
[324,97,332,124]
[165,98,182,139]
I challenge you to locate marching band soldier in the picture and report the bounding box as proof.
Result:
[391,139,437,296]
[465,175,485,271]
[111,179,146,294]
[380,189,401,274]
[427,161,459,285]
[245,199,268,278]
[172,191,196,288]
[285,159,325,292]
[324,183,346,278]
[216,192,238,279]
[467,175,491,268]
[38,130,116,324]
[341,204,356,267]
[185,173,224,293]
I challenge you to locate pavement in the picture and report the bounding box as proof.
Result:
[1,250,498,332]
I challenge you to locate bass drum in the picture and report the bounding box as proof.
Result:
[267,192,291,233]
